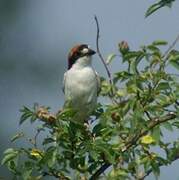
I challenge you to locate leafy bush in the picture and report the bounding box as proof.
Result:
[1,1,179,179]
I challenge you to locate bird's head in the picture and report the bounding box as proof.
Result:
[68,44,96,69]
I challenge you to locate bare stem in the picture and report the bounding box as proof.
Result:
[34,128,41,148]
[94,16,113,90]
[163,34,179,59]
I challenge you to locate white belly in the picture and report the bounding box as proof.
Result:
[64,67,98,120]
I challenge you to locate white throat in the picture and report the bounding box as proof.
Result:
[73,56,92,69]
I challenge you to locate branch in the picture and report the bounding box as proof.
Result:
[163,34,179,59]
[36,106,57,124]
[94,16,113,92]
[34,128,42,148]
[42,170,70,179]
[90,112,177,180]
[123,112,176,151]
[89,163,110,180]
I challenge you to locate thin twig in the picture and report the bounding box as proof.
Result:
[89,163,110,180]
[144,111,152,121]
[163,34,179,59]
[34,128,41,148]
[94,16,114,92]
[42,171,61,178]
[42,170,70,179]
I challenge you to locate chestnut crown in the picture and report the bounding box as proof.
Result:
[68,44,96,69]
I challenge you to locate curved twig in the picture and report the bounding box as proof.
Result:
[163,34,179,59]
[94,16,114,93]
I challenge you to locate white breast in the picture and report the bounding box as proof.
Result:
[64,66,98,121]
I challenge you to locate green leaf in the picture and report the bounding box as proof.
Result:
[44,147,57,168]
[130,53,145,74]
[19,112,32,125]
[59,108,77,119]
[89,150,99,161]
[151,161,160,178]
[170,60,179,70]
[152,126,161,143]
[88,163,98,173]
[19,106,33,125]
[1,149,18,165]
[109,168,129,179]
[11,132,24,142]
[169,54,179,70]
[114,71,133,82]
[22,163,33,180]
[152,40,168,46]
[30,114,37,123]
[172,121,179,128]
[156,82,170,91]
[42,137,55,145]
[123,51,141,61]
[92,123,103,136]
[162,122,173,131]
[146,0,175,17]
[106,53,116,65]
[3,148,16,155]
[147,45,160,52]
[145,2,162,17]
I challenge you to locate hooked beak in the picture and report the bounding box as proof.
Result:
[87,48,96,56]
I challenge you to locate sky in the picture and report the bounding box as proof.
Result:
[0,0,179,179]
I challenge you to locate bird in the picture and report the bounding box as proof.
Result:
[63,44,100,123]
